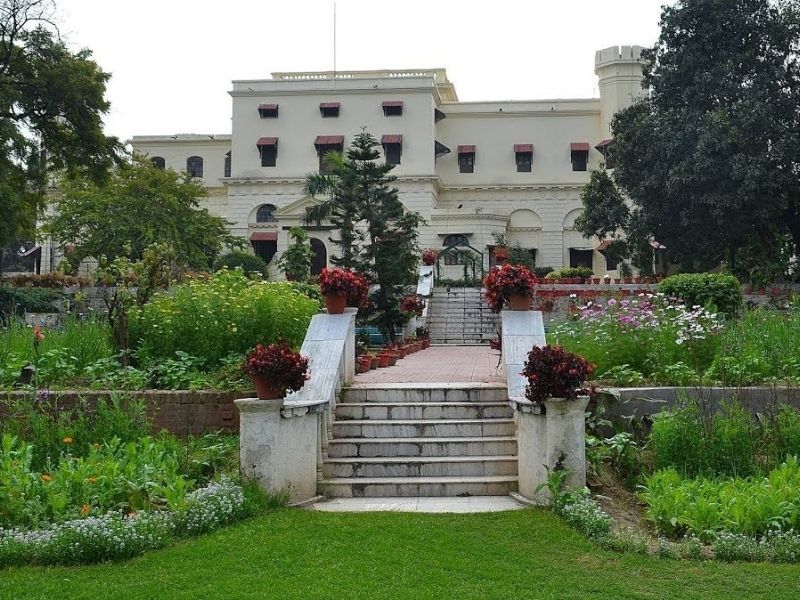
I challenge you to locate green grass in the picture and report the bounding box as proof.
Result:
[2,508,799,599]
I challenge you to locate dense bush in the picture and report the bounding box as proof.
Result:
[6,273,92,288]
[658,273,742,318]
[213,252,269,276]
[0,287,65,320]
[129,270,318,365]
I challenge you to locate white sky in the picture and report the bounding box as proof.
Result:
[56,0,674,141]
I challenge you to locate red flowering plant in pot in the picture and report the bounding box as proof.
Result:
[520,345,594,407]
[483,263,538,312]
[400,295,426,317]
[317,267,369,314]
[421,248,439,266]
[493,246,510,266]
[243,340,310,400]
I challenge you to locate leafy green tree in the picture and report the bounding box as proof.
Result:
[0,0,121,253]
[213,251,269,277]
[305,131,424,338]
[581,0,800,281]
[43,156,241,270]
[277,226,313,282]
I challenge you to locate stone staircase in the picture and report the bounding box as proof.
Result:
[427,287,499,345]
[320,383,518,497]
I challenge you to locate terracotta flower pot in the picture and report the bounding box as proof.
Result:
[370,356,379,370]
[378,353,391,368]
[324,294,347,314]
[356,359,370,374]
[422,339,430,349]
[592,278,601,284]
[387,353,398,366]
[397,346,407,359]
[508,293,531,311]
[250,374,282,400]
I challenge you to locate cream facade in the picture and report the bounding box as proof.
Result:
[127,46,645,278]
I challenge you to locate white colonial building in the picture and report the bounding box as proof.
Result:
[123,45,645,278]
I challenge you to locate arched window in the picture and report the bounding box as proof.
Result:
[186,155,203,178]
[151,156,165,170]
[224,151,231,178]
[256,204,277,223]
[442,234,469,248]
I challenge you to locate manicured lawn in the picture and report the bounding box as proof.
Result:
[2,508,799,599]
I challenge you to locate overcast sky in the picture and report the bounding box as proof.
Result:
[56,0,675,141]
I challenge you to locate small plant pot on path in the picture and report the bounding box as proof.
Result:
[250,375,282,400]
[324,294,347,314]
[508,294,531,311]
[370,356,379,370]
[378,353,391,368]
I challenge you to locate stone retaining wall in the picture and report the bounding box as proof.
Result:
[0,389,252,436]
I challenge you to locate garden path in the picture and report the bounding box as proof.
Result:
[354,345,504,384]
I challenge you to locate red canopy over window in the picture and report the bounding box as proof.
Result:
[514,144,534,153]
[457,145,476,154]
[250,232,278,241]
[314,135,344,146]
[570,142,591,152]
[256,137,278,146]
[381,134,403,145]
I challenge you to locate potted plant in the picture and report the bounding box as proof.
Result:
[421,248,439,266]
[416,326,430,349]
[369,354,379,370]
[318,267,368,314]
[401,295,426,317]
[483,263,538,312]
[493,246,510,266]
[356,355,371,373]
[242,341,309,400]
[520,345,594,408]
[377,352,391,368]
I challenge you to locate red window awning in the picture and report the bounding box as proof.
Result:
[595,240,613,252]
[256,137,278,146]
[250,232,278,242]
[314,135,344,146]
[571,142,591,152]
[319,102,340,109]
[381,134,403,145]
[258,103,278,110]
[382,101,403,108]
[457,145,476,154]
[595,139,613,150]
[514,144,534,153]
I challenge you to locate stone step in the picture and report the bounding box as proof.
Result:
[331,419,515,439]
[335,402,513,420]
[320,475,518,497]
[322,455,518,478]
[327,436,518,458]
[341,384,508,404]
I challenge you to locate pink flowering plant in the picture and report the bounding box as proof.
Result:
[550,293,723,386]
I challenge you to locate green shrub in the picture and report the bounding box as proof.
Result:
[213,252,269,276]
[129,270,318,365]
[553,267,594,279]
[658,273,742,318]
[0,286,65,320]
[533,266,554,279]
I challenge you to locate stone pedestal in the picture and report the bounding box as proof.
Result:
[235,398,319,504]
[515,396,590,504]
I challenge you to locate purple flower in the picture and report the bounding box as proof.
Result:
[35,389,50,402]
[607,299,617,306]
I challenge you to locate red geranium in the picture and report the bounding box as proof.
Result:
[521,345,594,404]
[317,268,370,307]
[483,263,538,313]
[421,248,439,266]
[400,295,426,315]
[493,246,510,262]
[242,340,309,396]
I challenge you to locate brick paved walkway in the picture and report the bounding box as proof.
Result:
[355,345,504,384]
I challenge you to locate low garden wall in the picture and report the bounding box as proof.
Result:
[597,386,800,422]
[0,389,252,435]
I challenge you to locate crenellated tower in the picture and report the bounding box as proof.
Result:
[595,45,646,136]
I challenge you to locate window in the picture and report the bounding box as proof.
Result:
[381,135,402,167]
[256,204,277,223]
[457,145,475,173]
[258,103,279,118]
[443,234,469,247]
[514,144,534,173]
[315,136,344,173]
[186,156,203,178]
[224,151,231,177]
[605,253,619,271]
[257,138,278,167]
[570,143,590,172]
[569,248,593,269]
[319,102,340,118]
[151,156,165,170]
[382,101,403,117]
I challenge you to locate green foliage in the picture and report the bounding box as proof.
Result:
[641,458,800,541]
[129,270,317,365]
[44,156,241,270]
[507,244,536,270]
[305,131,423,338]
[552,267,594,279]
[0,287,65,321]
[533,266,555,278]
[658,273,742,318]
[576,170,629,241]
[607,0,800,279]
[0,1,121,249]
[213,252,268,277]
[276,227,313,282]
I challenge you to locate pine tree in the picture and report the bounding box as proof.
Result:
[305,131,423,338]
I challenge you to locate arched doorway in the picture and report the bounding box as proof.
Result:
[310,238,327,276]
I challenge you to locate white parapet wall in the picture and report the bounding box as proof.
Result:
[501,309,589,504]
[236,308,356,504]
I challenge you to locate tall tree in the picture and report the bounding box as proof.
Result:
[581,0,800,282]
[43,156,241,271]
[305,131,424,338]
[0,0,121,252]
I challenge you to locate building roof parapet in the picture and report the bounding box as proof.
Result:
[130,134,231,144]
